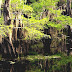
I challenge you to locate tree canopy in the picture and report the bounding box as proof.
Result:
[0,0,72,40]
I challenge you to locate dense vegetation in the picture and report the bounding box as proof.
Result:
[0,0,72,59]
[0,0,72,39]
[1,0,72,72]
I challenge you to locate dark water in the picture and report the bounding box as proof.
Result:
[0,55,72,72]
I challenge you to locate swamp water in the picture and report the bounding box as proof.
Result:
[0,55,72,72]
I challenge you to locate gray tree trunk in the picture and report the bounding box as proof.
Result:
[67,0,71,15]
[0,0,2,17]
[3,0,10,23]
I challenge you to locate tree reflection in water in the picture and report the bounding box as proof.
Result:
[0,56,72,72]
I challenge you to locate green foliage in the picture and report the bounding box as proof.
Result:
[0,16,6,36]
[9,0,60,40]
[26,54,72,72]
[22,16,50,40]
[31,42,43,49]
[1,0,72,40]
[26,54,61,61]
[31,2,43,13]
[48,15,72,30]
[10,0,24,11]
[30,0,37,3]
[0,15,13,37]
[31,0,59,16]
[23,5,33,13]
[52,56,72,71]
[0,24,13,37]
[0,16,4,24]
[28,51,38,55]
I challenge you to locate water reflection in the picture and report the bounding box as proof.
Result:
[0,56,72,72]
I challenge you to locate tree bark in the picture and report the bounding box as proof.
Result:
[3,0,10,23]
[67,0,71,15]
[0,0,2,17]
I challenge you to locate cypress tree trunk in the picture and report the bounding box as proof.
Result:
[0,35,2,43]
[67,0,71,15]
[3,0,10,23]
[0,0,2,17]
[2,0,17,57]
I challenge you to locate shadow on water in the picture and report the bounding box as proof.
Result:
[0,55,72,72]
